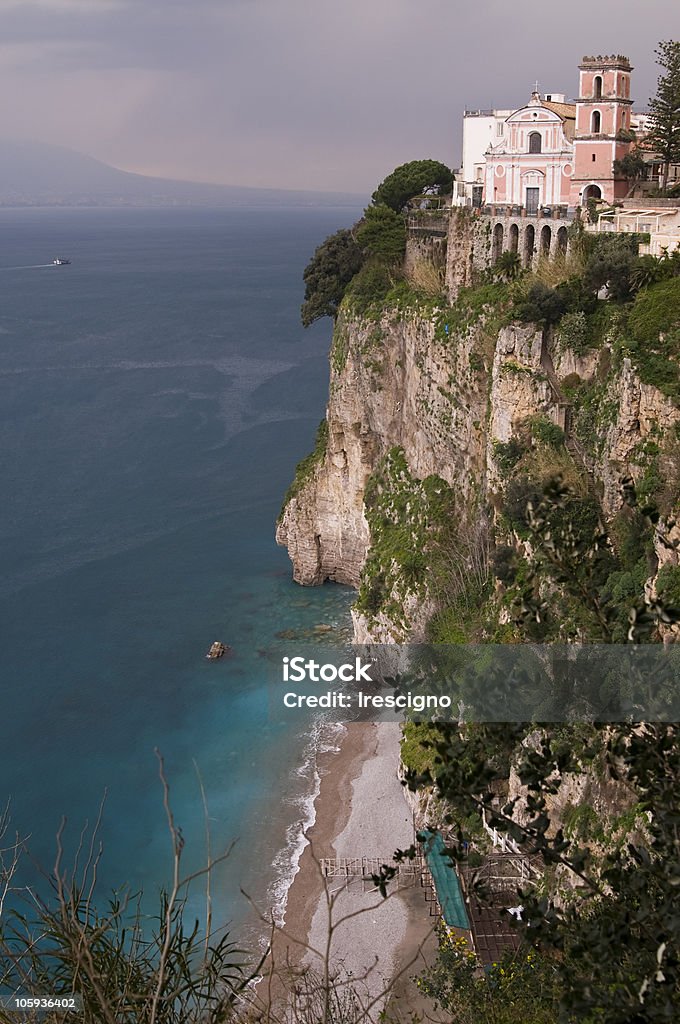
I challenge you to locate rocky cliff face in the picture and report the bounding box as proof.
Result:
[278,293,680,641]
[276,306,489,596]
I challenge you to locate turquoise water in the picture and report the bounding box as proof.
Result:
[0,206,359,942]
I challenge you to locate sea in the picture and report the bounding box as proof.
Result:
[0,204,361,950]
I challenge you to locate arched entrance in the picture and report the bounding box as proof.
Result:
[492,223,504,262]
[582,184,602,204]
[523,224,535,267]
[509,223,519,253]
[540,225,551,257]
[557,226,568,254]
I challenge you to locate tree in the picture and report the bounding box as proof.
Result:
[355,205,406,264]
[516,283,567,326]
[582,233,639,301]
[371,160,453,213]
[612,150,647,196]
[494,250,522,282]
[301,229,364,327]
[646,40,680,194]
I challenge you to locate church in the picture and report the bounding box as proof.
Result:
[461,55,641,210]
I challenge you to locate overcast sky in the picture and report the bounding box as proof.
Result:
[0,0,676,193]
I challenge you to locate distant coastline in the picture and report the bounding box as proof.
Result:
[0,139,366,210]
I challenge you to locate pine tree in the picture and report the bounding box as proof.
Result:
[646,40,680,194]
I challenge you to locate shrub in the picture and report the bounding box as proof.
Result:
[278,419,328,518]
[345,261,394,312]
[628,277,680,344]
[529,414,566,449]
[493,437,525,474]
[561,372,583,396]
[492,544,517,584]
[301,228,364,327]
[656,564,680,607]
[516,282,567,325]
[582,233,639,301]
[356,204,406,263]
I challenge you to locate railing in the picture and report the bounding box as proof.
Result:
[480,204,576,221]
[407,209,451,234]
[481,809,522,855]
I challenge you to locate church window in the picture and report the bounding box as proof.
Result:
[529,132,542,154]
[592,153,596,162]
[591,110,601,133]
[594,75,603,99]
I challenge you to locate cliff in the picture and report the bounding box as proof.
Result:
[278,278,680,642]
[276,296,492,638]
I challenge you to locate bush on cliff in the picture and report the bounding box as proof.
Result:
[301,228,364,327]
[355,204,406,263]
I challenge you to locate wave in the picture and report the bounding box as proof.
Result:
[265,717,346,936]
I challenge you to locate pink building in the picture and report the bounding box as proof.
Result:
[483,92,575,210]
[469,55,635,209]
[570,55,634,205]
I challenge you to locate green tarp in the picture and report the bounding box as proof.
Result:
[420,829,470,930]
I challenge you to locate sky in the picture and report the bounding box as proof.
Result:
[0,0,676,194]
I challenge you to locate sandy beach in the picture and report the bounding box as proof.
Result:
[263,721,437,1018]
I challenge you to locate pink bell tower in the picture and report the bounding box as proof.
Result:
[570,54,634,207]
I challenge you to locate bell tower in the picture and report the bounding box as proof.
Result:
[570,55,634,207]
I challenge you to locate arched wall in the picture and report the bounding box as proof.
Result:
[484,214,573,268]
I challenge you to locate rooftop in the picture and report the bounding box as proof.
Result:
[580,54,632,69]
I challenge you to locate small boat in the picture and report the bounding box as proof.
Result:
[52,258,71,266]
[206,641,230,660]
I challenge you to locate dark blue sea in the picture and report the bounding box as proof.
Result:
[0,206,359,946]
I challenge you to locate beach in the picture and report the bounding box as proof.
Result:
[263,722,437,1018]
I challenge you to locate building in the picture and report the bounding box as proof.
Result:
[593,201,680,255]
[460,55,642,210]
[482,91,575,210]
[569,55,634,206]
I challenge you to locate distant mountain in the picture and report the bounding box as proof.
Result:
[0,140,365,208]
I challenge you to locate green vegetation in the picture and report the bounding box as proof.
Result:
[300,159,453,329]
[655,562,680,606]
[355,204,406,263]
[371,159,453,212]
[612,149,647,192]
[300,228,364,327]
[646,40,680,194]
[435,279,511,342]
[625,276,680,400]
[356,448,456,628]
[515,282,566,325]
[278,419,328,520]
[401,721,444,775]
[628,275,680,342]
[343,261,395,315]
[0,757,258,1024]
[417,933,561,1024]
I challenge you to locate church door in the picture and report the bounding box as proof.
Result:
[526,187,539,214]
